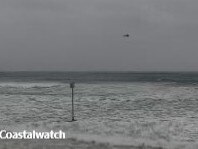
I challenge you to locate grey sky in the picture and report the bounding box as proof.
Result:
[0,0,198,71]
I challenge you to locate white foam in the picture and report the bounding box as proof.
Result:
[0,82,62,88]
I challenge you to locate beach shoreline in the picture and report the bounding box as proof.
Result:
[0,138,164,149]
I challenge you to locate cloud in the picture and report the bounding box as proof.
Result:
[0,0,198,71]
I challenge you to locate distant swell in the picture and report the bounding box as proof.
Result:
[1,71,198,83]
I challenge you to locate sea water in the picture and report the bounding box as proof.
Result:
[0,72,198,148]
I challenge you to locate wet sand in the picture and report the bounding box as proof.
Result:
[0,138,163,149]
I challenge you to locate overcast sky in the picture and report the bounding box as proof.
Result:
[0,0,198,71]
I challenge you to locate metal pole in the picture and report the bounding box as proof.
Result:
[72,87,74,121]
[70,82,75,121]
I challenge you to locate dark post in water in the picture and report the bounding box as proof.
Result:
[70,82,75,121]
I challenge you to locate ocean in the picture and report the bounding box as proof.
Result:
[0,72,198,149]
